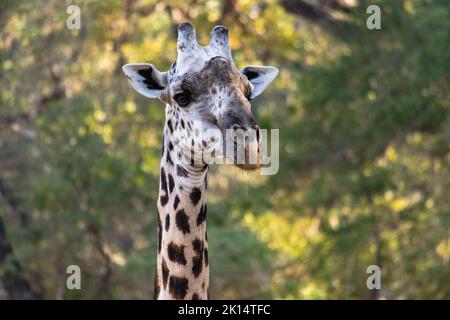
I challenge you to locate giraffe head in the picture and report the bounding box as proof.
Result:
[123,23,278,170]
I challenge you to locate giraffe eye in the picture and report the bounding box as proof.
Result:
[173,91,191,107]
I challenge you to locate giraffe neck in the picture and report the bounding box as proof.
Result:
[154,114,209,300]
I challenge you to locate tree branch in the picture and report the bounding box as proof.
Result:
[0,215,41,299]
[280,0,341,26]
[87,224,113,299]
[0,176,30,227]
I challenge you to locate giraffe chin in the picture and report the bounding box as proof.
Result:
[235,163,261,170]
[229,142,261,170]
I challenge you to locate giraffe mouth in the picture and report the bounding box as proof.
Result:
[235,162,260,170]
[230,139,261,170]
[233,149,261,170]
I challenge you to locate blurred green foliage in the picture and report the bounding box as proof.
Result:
[0,0,449,299]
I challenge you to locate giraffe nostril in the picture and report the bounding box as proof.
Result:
[231,124,242,131]
[250,124,260,143]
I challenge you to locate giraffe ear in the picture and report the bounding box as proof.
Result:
[240,66,278,99]
[122,63,168,99]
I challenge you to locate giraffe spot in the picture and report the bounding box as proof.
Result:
[168,242,187,265]
[168,173,175,193]
[175,209,190,234]
[192,293,200,300]
[165,214,170,231]
[192,239,204,278]
[169,275,189,300]
[154,270,160,299]
[197,204,207,226]
[173,194,180,210]
[158,216,162,253]
[162,258,169,289]
[166,149,174,166]
[176,165,189,178]
[159,167,169,206]
[167,120,173,133]
[190,187,202,206]
[204,247,209,267]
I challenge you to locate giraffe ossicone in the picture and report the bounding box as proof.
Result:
[122,22,278,300]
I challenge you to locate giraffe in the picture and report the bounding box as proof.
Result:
[122,22,278,300]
